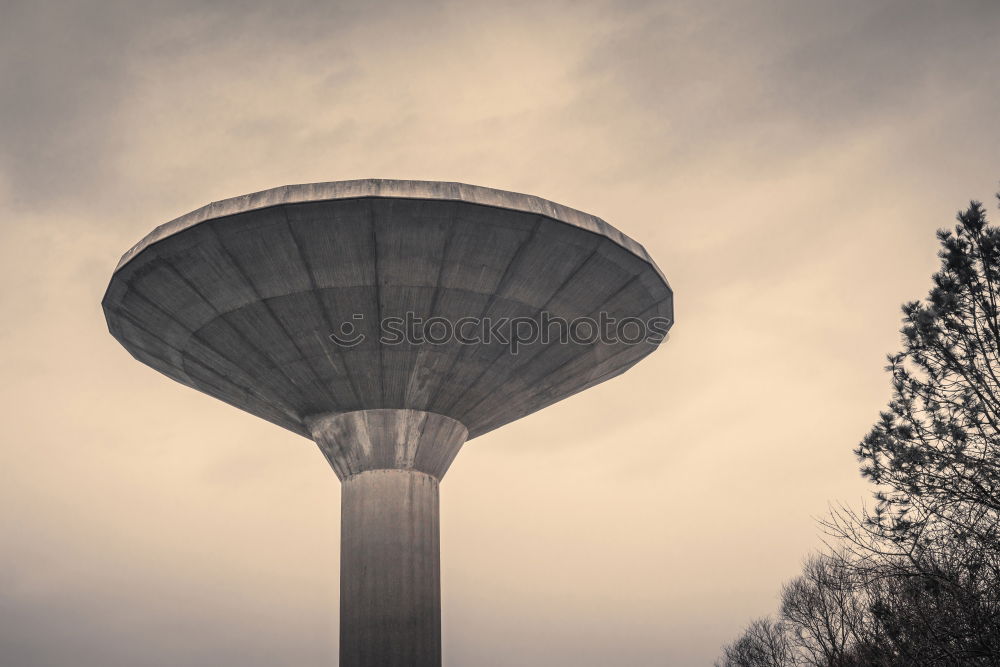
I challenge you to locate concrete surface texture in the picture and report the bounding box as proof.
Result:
[340,467,442,667]
[102,179,673,666]
[308,409,468,481]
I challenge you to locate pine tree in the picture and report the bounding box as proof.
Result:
[856,197,1000,552]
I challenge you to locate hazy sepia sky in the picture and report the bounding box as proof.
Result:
[2,1,998,665]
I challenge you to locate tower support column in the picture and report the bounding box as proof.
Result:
[340,469,441,667]
[306,409,468,667]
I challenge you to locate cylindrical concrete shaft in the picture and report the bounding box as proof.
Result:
[340,469,441,667]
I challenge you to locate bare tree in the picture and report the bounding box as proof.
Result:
[717,617,794,667]
[779,555,868,667]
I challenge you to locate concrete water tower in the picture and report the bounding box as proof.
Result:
[102,180,673,666]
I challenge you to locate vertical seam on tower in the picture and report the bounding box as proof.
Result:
[116,269,302,420]
[369,198,386,408]
[145,258,302,408]
[206,224,343,412]
[426,214,546,414]
[464,241,661,435]
[281,204,364,409]
[443,233,603,418]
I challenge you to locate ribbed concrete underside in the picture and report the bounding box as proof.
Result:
[102,180,673,439]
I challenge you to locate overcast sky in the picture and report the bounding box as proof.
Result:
[2,1,998,665]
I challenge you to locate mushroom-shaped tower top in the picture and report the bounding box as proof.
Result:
[103,179,674,667]
[103,179,673,441]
